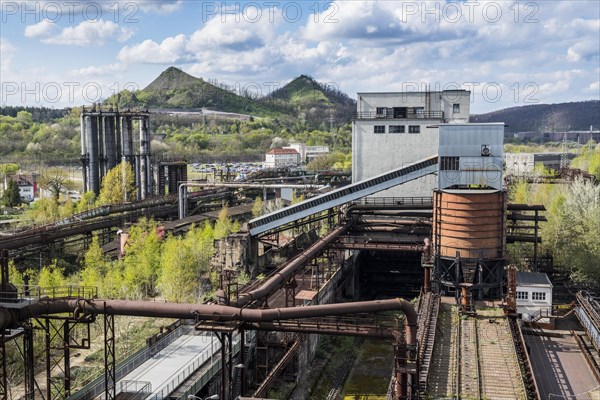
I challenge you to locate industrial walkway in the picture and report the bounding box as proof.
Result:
[118,332,219,399]
[249,154,438,235]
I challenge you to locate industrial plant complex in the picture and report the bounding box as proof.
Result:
[1,89,599,400]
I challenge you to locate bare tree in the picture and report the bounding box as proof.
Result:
[39,167,73,203]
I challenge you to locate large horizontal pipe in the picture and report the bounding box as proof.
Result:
[187,181,326,190]
[235,224,350,306]
[0,297,417,345]
[356,218,432,226]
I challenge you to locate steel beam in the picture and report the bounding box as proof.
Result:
[104,309,115,400]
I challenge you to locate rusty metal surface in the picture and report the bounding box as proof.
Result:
[1,297,417,343]
[236,224,350,306]
[433,190,507,260]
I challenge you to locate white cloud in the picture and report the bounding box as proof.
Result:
[41,20,133,46]
[567,40,600,62]
[24,20,58,38]
[136,0,183,14]
[0,38,16,72]
[118,34,188,64]
[71,63,126,77]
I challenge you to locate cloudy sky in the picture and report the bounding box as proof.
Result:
[1,0,599,113]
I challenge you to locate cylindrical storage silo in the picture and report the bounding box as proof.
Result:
[433,189,506,260]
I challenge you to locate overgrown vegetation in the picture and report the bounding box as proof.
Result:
[508,145,600,287]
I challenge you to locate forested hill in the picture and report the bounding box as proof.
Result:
[470,100,600,133]
[104,67,356,125]
[105,67,275,116]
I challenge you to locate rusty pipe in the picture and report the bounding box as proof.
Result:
[1,298,417,344]
[235,224,350,306]
[423,237,431,258]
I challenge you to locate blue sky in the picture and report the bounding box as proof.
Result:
[1,0,599,113]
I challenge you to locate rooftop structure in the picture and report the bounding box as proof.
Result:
[352,89,470,197]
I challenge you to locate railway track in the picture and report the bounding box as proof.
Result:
[417,293,439,394]
[426,302,458,397]
[425,303,528,399]
[458,316,481,398]
[476,312,526,399]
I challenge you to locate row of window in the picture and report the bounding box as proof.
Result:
[374,125,420,134]
[374,104,460,115]
[516,291,547,301]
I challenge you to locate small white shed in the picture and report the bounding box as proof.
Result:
[516,271,553,321]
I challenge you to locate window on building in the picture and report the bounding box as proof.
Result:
[415,107,424,116]
[374,125,385,134]
[408,125,420,133]
[532,292,546,301]
[440,156,460,170]
[389,125,405,133]
[453,103,460,113]
[516,291,528,300]
[376,107,386,117]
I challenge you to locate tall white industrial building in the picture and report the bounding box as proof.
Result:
[352,90,471,197]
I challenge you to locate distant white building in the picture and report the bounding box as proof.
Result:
[505,152,577,175]
[516,272,553,321]
[3,175,37,202]
[285,143,330,163]
[352,89,471,197]
[265,148,301,168]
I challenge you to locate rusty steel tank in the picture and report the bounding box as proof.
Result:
[433,189,507,260]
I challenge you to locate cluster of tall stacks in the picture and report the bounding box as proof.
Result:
[80,107,152,200]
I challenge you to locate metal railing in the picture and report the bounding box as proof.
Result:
[354,196,433,207]
[353,110,445,120]
[119,381,152,400]
[175,335,244,400]
[576,291,600,353]
[148,334,222,400]
[68,326,189,400]
[0,285,98,305]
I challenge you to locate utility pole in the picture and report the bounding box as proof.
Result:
[560,133,568,169]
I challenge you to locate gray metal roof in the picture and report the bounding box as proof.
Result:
[516,271,553,287]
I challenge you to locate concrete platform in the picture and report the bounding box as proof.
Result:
[526,332,600,398]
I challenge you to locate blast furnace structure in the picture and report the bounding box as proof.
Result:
[80,106,152,199]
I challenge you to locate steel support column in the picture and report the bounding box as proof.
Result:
[104,308,115,400]
[0,332,6,400]
[24,326,35,400]
[216,332,232,400]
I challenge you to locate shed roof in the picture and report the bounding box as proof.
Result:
[516,271,552,287]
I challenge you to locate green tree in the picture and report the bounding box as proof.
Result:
[0,163,19,177]
[530,178,600,287]
[121,218,162,299]
[103,261,126,299]
[97,161,136,206]
[8,260,24,287]
[37,261,66,288]
[76,191,96,213]
[3,179,21,207]
[81,236,105,291]
[252,196,264,217]
[214,205,239,239]
[158,236,198,302]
